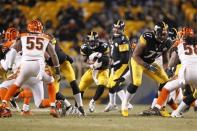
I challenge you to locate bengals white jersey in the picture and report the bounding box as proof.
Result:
[20,33,51,61]
[176,39,197,66]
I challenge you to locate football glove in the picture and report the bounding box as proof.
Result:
[165,67,174,78]
[54,66,61,82]
[144,63,158,73]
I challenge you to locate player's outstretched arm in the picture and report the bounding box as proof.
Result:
[132,42,146,66]
[46,43,59,67]
[46,42,61,81]
[7,39,22,69]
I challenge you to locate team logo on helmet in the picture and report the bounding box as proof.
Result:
[5,27,19,41]
[86,31,99,49]
[112,20,125,37]
[154,21,168,42]
[27,19,43,33]
[168,28,178,41]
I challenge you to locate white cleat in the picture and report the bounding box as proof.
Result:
[89,99,95,113]
[128,103,133,110]
[113,104,119,110]
[171,111,183,118]
[66,106,75,115]
[104,103,119,112]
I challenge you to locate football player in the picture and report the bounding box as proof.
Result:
[143,27,197,117]
[79,31,109,112]
[104,20,132,112]
[0,27,34,114]
[0,19,60,118]
[44,35,85,115]
[121,22,173,117]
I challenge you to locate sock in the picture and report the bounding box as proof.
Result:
[22,104,30,112]
[156,88,170,109]
[109,88,116,105]
[151,98,158,109]
[3,84,19,103]
[19,88,33,99]
[70,80,80,95]
[47,83,56,107]
[93,85,105,101]
[0,88,7,100]
[75,91,84,107]
[117,89,125,102]
[40,99,50,108]
[175,101,187,113]
[109,93,115,105]
[64,99,71,107]
[122,90,135,110]
[74,93,83,107]
[114,93,117,105]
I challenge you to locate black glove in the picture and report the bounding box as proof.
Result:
[165,67,174,78]
[114,77,125,83]
[54,66,61,82]
[66,55,73,63]
[143,63,158,73]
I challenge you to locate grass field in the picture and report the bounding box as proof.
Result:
[0,104,196,131]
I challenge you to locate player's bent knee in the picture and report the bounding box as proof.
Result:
[127,83,138,94]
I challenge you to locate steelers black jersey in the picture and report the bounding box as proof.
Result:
[80,41,109,69]
[46,44,73,66]
[80,41,109,56]
[140,32,173,64]
[110,35,130,66]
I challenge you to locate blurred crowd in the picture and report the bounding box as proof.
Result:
[0,0,196,55]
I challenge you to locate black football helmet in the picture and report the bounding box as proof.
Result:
[86,31,99,49]
[154,21,168,42]
[112,20,125,37]
[168,28,177,41]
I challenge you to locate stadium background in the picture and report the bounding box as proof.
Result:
[0,0,196,104]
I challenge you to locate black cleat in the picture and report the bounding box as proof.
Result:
[9,98,20,111]
[142,107,161,116]
[78,106,86,116]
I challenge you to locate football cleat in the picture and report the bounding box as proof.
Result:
[104,103,114,112]
[128,103,133,110]
[78,106,86,116]
[142,107,161,116]
[104,103,118,112]
[121,109,129,117]
[61,105,74,116]
[9,98,20,111]
[21,110,33,116]
[113,105,119,110]
[50,107,60,118]
[171,111,183,118]
[72,106,80,115]
[89,99,95,113]
[0,107,12,117]
[160,107,171,117]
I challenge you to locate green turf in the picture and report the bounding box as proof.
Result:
[0,105,196,131]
